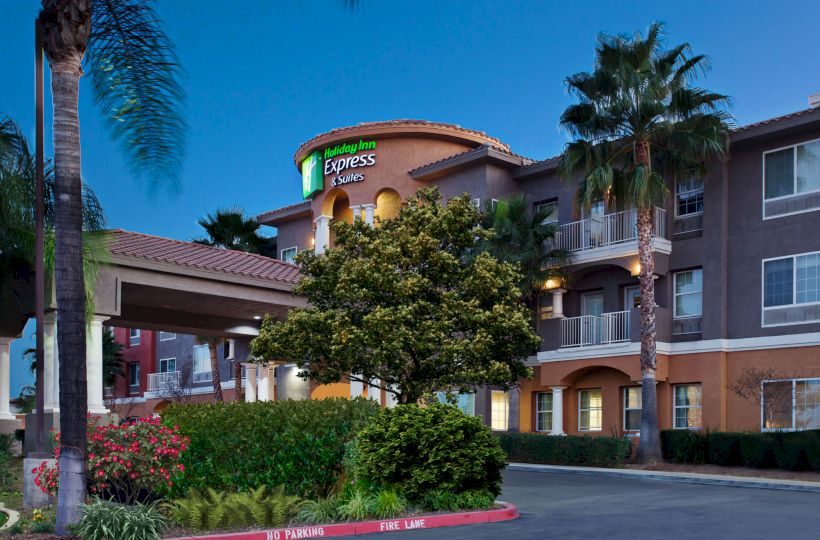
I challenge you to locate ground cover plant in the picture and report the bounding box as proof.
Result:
[495,432,632,467]
[74,498,167,540]
[166,486,300,531]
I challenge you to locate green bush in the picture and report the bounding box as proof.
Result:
[355,404,507,499]
[0,433,14,491]
[161,398,378,498]
[660,429,820,471]
[167,486,300,531]
[337,489,375,521]
[297,496,340,524]
[75,499,167,540]
[496,432,632,468]
[372,489,407,519]
[420,489,494,512]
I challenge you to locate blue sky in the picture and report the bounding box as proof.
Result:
[2,1,818,391]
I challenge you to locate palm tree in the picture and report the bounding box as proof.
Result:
[559,22,731,463]
[37,1,185,532]
[479,194,567,310]
[194,208,273,257]
[195,335,224,403]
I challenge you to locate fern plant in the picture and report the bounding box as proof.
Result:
[75,499,167,540]
[166,486,300,531]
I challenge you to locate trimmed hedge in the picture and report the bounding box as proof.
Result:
[661,429,820,471]
[495,432,632,468]
[161,398,379,498]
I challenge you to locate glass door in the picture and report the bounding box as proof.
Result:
[583,201,605,248]
[581,292,604,345]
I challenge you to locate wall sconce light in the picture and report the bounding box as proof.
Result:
[630,262,641,277]
[544,278,561,290]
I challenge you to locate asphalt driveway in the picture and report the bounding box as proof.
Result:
[366,469,820,539]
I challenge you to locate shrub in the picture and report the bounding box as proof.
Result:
[33,416,189,502]
[455,489,496,510]
[372,489,406,519]
[75,499,167,540]
[496,432,632,468]
[420,489,460,512]
[162,398,378,498]
[297,496,340,524]
[337,489,375,522]
[166,486,300,531]
[355,404,507,499]
[660,429,820,471]
[0,433,14,491]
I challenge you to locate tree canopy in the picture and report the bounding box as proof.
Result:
[251,188,539,403]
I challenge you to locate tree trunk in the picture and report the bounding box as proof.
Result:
[51,56,88,535]
[209,341,223,402]
[635,206,662,463]
[234,362,244,402]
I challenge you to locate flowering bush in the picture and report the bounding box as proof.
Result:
[34,416,189,503]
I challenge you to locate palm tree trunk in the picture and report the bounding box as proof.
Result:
[234,362,244,402]
[635,206,662,463]
[209,341,223,402]
[51,55,88,535]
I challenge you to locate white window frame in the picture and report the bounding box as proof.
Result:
[223,339,235,361]
[129,328,140,347]
[470,198,481,210]
[490,390,509,431]
[673,384,702,430]
[535,200,559,225]
[761,377,820,432]
[623,387,642,434]
[578,389,603,432]
[280,246,297,264]
[159,331,176,341]
[674,176,704,218]
[158,357,176,374]
[192,344,213,382]
[673,269,703,322]
[762,137,820,220]
[761,250,820,327]
[535,392,553,433]
[128,363,140,393]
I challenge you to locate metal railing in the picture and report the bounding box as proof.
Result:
[561,310,631,347]
[555,207,667,253]
[147,371,180,392]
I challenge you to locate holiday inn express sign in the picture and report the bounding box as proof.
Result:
[301,139,377,198]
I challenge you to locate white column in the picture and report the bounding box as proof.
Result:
[349,373,363,398]
[244,364,257,403]
[0,337,14,420]
[367,377,381,404]
[266,365,276,401]
[43,311,59,412]
[86,316,108,414]
[551,386,566,435]
[314,215,331,255]
[362,204,376,226]
[550,289,566,318]
[258,365,270,402]
[350,205,362,222]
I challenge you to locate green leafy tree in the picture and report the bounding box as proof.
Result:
[252,188,539,404]
[559,22,731,462]
[479,193,567,308]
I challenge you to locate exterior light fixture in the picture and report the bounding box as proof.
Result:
[253,315,261,320]
[544,278,561,290]
[630,262,641,277]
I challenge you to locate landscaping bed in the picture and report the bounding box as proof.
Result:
[625,462,820,483]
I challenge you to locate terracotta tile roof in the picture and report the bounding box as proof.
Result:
[106,229,300,284]
[732,107,820,134]
[409,144,535,177]
[256,200,311,224]
[294,119,510,163]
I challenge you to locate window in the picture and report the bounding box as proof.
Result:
[535,392,553,432]
[764,139,820,200]
[674,384,702,429]
[280,247,297,264]
[490,390,509,431]
[538,294,553,320]
[129,328,140,347]
[764,251,820,308]
[623,387,642,433]
[158,357,176,373]
[491,198,499,212]
[675,176,704,217]
[128,363,140,393]
[763,378,820,431]
[470,198,481,210]
[223,339,235,361]
[159,331,176,341]
[535,200,559,225]
[578,389,602,432]
[193,344,213,382]
[674,269,703,319]
[624,286,641,309]
[435,392,475,416]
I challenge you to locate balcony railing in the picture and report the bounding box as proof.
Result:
[555,207,667,253]
[560,311,631,347]
[147,371,180,392]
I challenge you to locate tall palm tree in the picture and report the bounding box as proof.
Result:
[479,194,567,309]
[38,1,185,532]
[195,335,225,402]
[194,208,273,257]
[559,22,731,463]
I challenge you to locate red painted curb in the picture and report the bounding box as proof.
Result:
[170,502,519,540]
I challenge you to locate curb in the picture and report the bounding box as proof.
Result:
[0,502,21,531]
[507,463,820,493]
[169,502,518,540]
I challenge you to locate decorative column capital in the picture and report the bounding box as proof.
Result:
[550,385,567,392]
[0,337,13,346]
[549,288,567,295]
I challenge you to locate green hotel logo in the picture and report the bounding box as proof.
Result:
[323,139,376,159]
[302,150,323,199]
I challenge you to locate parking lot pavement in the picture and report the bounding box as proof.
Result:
[365,469,820,539]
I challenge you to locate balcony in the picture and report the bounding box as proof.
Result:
[560,311,631,348]
[555,207,670,265]
[147,371,180,393]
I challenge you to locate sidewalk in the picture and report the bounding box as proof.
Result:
[507,462,820,493]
